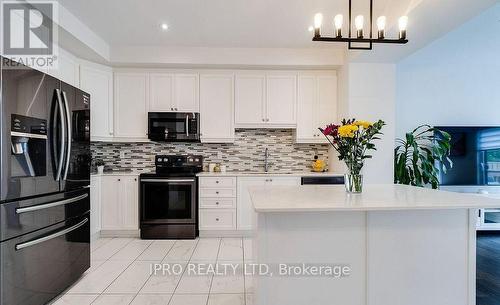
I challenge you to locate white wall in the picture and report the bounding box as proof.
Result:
[396,4,500,137]
[334,63,396,184]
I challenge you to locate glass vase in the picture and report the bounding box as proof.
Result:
[344,173,363,193]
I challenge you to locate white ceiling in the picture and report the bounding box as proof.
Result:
[56,0,497,62]
[56,0,414,48]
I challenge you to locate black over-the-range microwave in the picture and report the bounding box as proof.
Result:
[148,112,200,142]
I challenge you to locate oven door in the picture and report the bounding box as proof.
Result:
[140,178,196,224]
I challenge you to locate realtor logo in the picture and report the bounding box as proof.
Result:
[2,1,58,69]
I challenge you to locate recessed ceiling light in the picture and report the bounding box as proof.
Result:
[160,23,169,31]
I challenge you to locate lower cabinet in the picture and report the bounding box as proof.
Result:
[237,176,300,230]
[198,176,301,234]
[100,175,139,233]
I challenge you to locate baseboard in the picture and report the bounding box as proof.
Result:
[199,230,254,238]
[100,230,140,238]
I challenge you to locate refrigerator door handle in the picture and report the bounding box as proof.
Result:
[15,193,88,214]
[54,89,66,181]
[15,217,88,251]
[61,91,72,180]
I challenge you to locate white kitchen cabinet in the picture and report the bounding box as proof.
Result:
[266,73,297,126]
[200,73,235,143]
[90,175,101,237]
[235,73,266,126]
[149,73,199,112]
[80,60,114,141]
[114,72,149,141]
[100,175,139,233]
[296,72,338,143]
[199,176,237,231]
[149,73,174,111]
[48,48,80,88]
[237,176,300,230]
[235,72,297,128]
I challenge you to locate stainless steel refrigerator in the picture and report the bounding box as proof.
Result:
[0,56,91,305]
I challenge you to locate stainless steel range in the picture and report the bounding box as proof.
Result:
[139,155,203,239]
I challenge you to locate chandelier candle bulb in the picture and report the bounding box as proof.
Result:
[334,14,343,37]
[314,13,323,37]
[355,15,364,38]
[377,16,386,39]
[399,16,408,40]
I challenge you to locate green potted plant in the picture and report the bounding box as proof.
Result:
[394,125,453,189]
[94,159,105,174]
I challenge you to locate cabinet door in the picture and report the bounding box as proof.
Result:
[270,176,301,186]
[237,177,267,230]
[200,74,235,143]
[120,176,139,230]
[114,72,149,139]
[296,75,317,142]
[316,75,338,138]
[90,176,101,236]
[235,74,266,126]
[149,73,174,111]
[100,176,121,230]
[174,74,199,112]
[80,62,114,140]
[266,73,297,126]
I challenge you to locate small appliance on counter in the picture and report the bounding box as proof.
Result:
[139,155,203,239]
[311,155,327,172]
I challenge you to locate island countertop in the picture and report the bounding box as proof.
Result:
[249,184,500,212]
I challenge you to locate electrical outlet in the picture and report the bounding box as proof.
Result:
[119,151,126,159]
[217,151,223,160]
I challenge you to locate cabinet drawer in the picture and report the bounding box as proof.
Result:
[199,198,236,209]
[199,209,236,230]
[199,177,236,188]
[199,188,236,198]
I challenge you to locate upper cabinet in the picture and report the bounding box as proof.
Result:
[149,72,199,112]
[200,73,235,143]
[296,72,338,143]
[80,60,114,141]
[114,72,149,141]
[235,72,297,128]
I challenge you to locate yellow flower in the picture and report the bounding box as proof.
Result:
[353,121,373,129]
[338,124,358,138]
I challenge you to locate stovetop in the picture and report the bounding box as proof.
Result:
[140,154,203,178]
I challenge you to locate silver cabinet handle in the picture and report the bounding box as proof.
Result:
[15,218,88,251]
[186,115,189,137]
[54,89,66,181]
[216,202,219,205]
[61,91,72,180]
[141,179,195,183]
[16,193,88,214]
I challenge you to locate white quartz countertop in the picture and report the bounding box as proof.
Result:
[249,184,500,212]
[91,171,140,176]
[196,171,343,177]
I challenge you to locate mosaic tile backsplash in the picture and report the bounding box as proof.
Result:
[91,129,329,173]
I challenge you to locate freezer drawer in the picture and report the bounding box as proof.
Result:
[0,212,90,305]
[0,188,90,242]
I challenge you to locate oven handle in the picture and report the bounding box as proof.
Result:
[15,217,88,251]
[16,193,88,214]
[141,179,195,183]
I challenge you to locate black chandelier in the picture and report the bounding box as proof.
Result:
[311,0,408,50]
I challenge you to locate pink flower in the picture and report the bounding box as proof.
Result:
[322,124,339,137]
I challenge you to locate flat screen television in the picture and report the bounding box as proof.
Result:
[436,126,500,186]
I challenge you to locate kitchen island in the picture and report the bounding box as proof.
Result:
[249,184,500,305]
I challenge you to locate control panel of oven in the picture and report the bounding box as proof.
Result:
[155,155,203,167]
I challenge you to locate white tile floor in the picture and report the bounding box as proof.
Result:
[49,237,254,305]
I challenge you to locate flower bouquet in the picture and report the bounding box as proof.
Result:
[319,119,385,193]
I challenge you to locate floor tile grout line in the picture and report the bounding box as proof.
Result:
[168,238,201,305]
[93,238,154,305]
[130,239,175,305]
[206,238,223,305]
[90,237,113,253]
